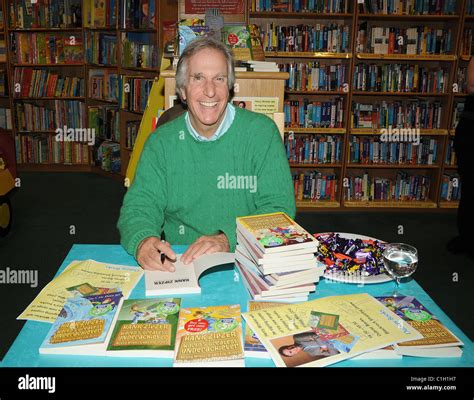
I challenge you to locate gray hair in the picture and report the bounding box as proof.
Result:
[175,36,235,102]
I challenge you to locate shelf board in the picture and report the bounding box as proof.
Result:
[290,163,342,168]
[12,63,85,67]
[356,53,456,61]
[454,93,468,97]
[14,96,85,100]
[120,108,144,115]
[357,13,459,20]
[352,91,447,97]
[88,97,119,105]
[460,55,471,61]
[286,90,348,95]
[344,200,437,208]
[120,66,159,72]
[346,164,439,169]
[285,127,346,134]
[84,26,118,31]
[119,28,156,32]
[296,200,340,208]
[439,201,459,208]
[449,129,456,136]
[265,51,352,59]
[349,128,448,136]
[17,163,91,172]
[249,12,352,19]
[9,27,82,32]
[87,63,119,69]
[443,164,458,169]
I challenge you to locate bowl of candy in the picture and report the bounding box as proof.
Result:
[314,232,392,284]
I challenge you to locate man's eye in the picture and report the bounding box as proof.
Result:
[216,77,226,82]
[193,75,203,81]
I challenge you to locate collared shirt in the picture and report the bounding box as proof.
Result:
[185,103,235,142]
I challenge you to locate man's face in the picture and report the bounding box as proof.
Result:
[180,48,229,137]
[282,345,302,357]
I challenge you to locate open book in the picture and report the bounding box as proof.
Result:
[144,252,235,296]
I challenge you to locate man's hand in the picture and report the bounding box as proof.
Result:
[136,237,177,271]
[181,233,230,265]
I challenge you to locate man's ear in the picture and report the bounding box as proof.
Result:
[180,88,187,101]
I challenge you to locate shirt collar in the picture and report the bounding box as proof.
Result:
[185,103,235,142]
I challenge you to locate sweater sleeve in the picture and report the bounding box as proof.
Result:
[251,117,296,219]
[117,133,167,258]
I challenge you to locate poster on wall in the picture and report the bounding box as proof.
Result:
[180,0,246,23]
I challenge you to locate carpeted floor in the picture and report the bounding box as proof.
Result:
[0,172,472,360]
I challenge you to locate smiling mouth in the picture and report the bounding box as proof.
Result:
[199,101,218,107]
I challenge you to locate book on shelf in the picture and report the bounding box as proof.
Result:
[349,136,438,165]
[106,298,181,358]
[14,69,84,98]
[95,141,120,172]
[120,76,154,112]
[344,172,431,202]
[173,304,245,367]
[85,32,117,66]
[12,33,84,65]
[89,105,120,142]
[451,101,464,130]
[376,296,463,357]
[260,23,350,53]
[292,171,338,202]
[144,252,235,297]
[178,20,209,56]
[358,0,457,15]
[125,120,141,149]
[0,39,6,63]
[352,100,443,130]
[242,293,422,367]
[440,173,461,201]
[0,108,12,130]
[89,69,120,103]
[221,24,265,62]
[84,0,117,28]
[39,291,123,355]
[120,0,156,29]
[15,134,90,165]
[444,139,456,166]
[234,60,279,72]
[121,32,159,69]
[9,0,82,29]
[357,23,453,55]
[281,62,348,92]
[0,70,8,97]
[251,0,349,13]
[353,63,448,93]
[284,98,345,128]
[461,28,473,56]
[285,134,342,164]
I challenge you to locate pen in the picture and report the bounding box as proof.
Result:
[160,231,166,264]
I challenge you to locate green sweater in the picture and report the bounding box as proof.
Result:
[118,107,296,258]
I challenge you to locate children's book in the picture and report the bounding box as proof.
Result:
[376,296,463,357]
[173,304,245,367]
[39,292,123,355]
[221,24,265,61]
[145,252,235,296]
[236,212,319,254]
[244,301,284,358]
[106,298,181,358]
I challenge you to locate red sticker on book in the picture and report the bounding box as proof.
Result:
[185,319,208,333]
[227,34,239,46]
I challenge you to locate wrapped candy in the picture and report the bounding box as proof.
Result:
[315,233,386,276]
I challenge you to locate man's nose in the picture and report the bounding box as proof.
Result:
[203,79,216,97]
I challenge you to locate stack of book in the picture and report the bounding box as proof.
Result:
[235,212,324,303]
[234,60,279,72]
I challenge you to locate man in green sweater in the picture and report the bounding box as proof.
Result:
[118,37,295,271]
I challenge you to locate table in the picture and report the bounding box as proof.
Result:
[1,244,472,367]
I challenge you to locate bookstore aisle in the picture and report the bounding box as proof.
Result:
[0,0,471,211]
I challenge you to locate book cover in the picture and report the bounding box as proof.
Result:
[237,212,319,254]
[244,301,286,358]
[376,296,463,357]
[243,293,423,367]
[106,298,181,357]
[173,304,245,367]
[39,291,123,354]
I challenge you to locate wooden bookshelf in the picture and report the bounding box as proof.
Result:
[249,0,466,210]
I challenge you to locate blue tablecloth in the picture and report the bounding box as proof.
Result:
[1,244,472,367]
